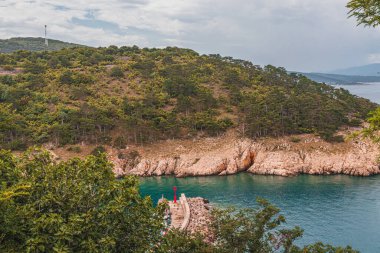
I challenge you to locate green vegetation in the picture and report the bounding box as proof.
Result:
[347,0,380,27]
[0,46,376,150]
[0,150,165,252]
[0,150,358,253]
[357,107,380,142]
[0,37,84,53]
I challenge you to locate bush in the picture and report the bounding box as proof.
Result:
[348,118,362,127]
[124,150,141,168]
[66,146,82,153]
[290,136,302,143]
[59,70,75,84]
[127,150,140,160]
[320,131,345,143]
[23,61,46,74]
[329,135,345,143]
[117,152,127,159]
[0,75,15,85]
[110,66,124,78]
[114,136,127,149]
[99,135,112,145]
[2,65,14,71]
[6,140,27,151]
[91,146,106,156]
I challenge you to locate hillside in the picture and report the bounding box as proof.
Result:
[0,37,84,53]
[330,63,380,76]
[297,72,380,84]
[0,46,376,151]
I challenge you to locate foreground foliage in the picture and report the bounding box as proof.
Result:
[0,46,375,150]
[0,150,359,253]
[160,204,358,253]
[0,149,165,252]
[347,0,380,27]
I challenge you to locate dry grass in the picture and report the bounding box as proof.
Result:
[35,128,363,162]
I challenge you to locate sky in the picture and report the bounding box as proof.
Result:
[0,0,380,72]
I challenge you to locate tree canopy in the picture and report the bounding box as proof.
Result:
[347,0,380,27]
[0,46,375,150]
[0,149,165,252]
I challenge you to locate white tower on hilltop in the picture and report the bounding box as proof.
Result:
[44,25,49,47]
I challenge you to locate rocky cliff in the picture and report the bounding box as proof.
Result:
[109,131,380,177]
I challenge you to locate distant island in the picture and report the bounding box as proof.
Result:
[293,63,380,85]
[295,72,380,85]
[330,63,380,76]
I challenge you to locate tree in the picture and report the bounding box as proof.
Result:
[347,0,380,27]
[155,230,213,253]
[357,107,380,142]
[210,199,358,253]
[0,149,165,252]
[211,198,303,253]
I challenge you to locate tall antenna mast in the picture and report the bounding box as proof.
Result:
[44,25,49,47]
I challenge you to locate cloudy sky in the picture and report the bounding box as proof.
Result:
[1,0,380,72]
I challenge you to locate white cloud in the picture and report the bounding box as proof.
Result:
[0,0,380,71]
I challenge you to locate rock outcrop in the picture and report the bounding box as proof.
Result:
[109,132,380,177]
[248,140,379,176]
[187,197,213,243]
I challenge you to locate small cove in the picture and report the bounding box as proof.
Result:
[140,174,380,253]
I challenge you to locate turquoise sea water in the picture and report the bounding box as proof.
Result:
[140,174,380,253]
[141,83,380,252]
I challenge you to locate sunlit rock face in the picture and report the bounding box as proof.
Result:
[110,131,380,178]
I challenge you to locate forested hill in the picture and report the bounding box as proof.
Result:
[0,46,376,150]
[0,37,84,53]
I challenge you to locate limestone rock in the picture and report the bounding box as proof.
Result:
[110,132,380,177]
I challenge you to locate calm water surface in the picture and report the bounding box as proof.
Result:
[141,83,380,252]
[334,82,380,104]
[140,174,380,253]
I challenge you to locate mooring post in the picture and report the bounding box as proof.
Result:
[173,186,177,204]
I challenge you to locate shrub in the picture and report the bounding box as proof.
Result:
[99,135,112,145]
[6,140,27,151]
[91,146,106,156]
[117,152,127,160]
[67,146,82,153]
[125,150,141,168]
[321,132,345,143]
[348,118,362,127]
[110,66,124,78]
[290,137,302,143]
[114,136,127,149]
[329,135,345,143]
[59,70,75,84]
[2,65,14,71]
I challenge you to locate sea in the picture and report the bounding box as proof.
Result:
[333,82,380,104]
[140,82,380,253]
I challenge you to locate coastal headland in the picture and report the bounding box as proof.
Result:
[52,130,380,178]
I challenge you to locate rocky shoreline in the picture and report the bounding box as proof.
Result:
[110,132,380,178]
[186,197,214,243]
